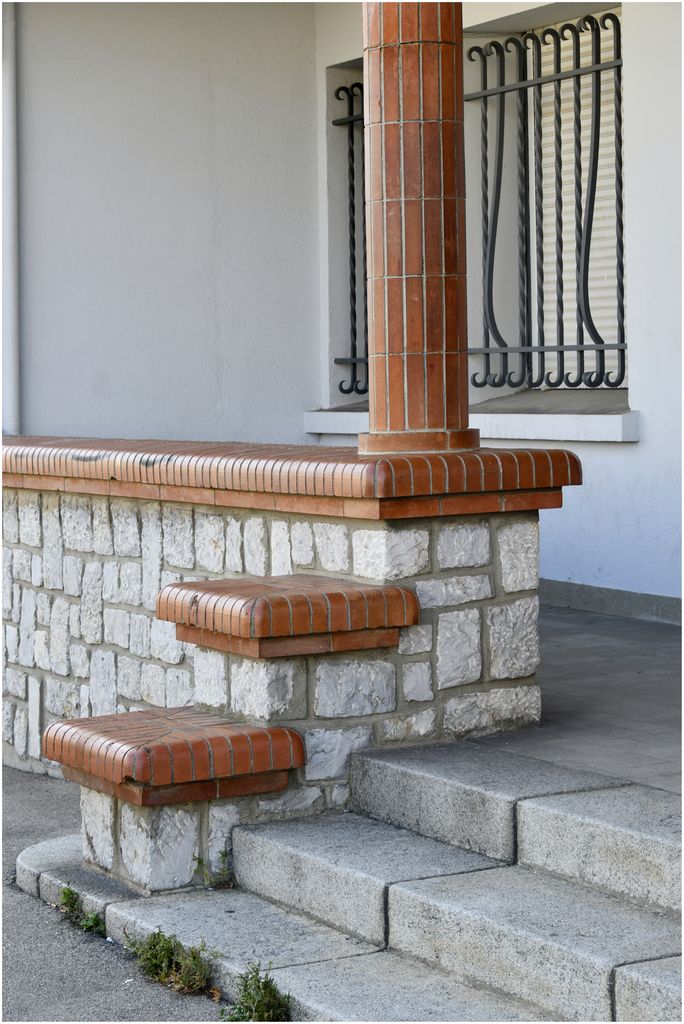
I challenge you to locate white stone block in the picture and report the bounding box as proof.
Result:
[18,587,36,667]
[437,522,491,569]
[313,522,349,572]
[90,650,117,715]
[61,555,83,597]
[49,596,70,675]
[497,520,539,593]
[81,562,103,643]
[34,630,51,671]
[31,554,43,587]
[13,706,28,757]
[45,676,80,717]
[111,500,141,557]
[119,563,142,606]
[60,495,93,552]
[207,802,242,872]
[79,685,90,717]
[304,726,372,780]
[315,659,395,718]
[231,658,304,720]
[402,661,433,702]
[92,497,114,555]
[3,701,15,742]
[166,668,193,707]
[256,786,324,818]
[27,676,42,758]
[149,618,183,664]
[487,596,540,679]
[243,517,268,576]
[104,608,130,649]
[81,788,116,870]
[141,503,162,611]
[42,493,63,590]
[397,624,432,655]
[225,517,243,572]
[4,667,26,699]
[4,624,19,663]
[193,649,228,708]
[380,708,436,742]
[270,520,292,575]
[129,614,151,658]
[117,655,142,700]
[11,583,21,623]
[70,644,90,679]
[140,663,166,707]
[352,528,429,580]
[37,592,52,627]
[195,513,225,573]
[12,548,31,582]
[160,570,181,589]
[416,573,493,609]
[68,604,81,638]
[3,491,19,544]
[119,803,200,891]
[2,548,13,618]
[436,608,482,688]
[162,506,194,569]
[290,521,314,567]
[443,684,542,737]
[102,562,119,602]
[18,492,41,548]
[329,784,350,808]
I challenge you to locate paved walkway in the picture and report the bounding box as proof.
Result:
[3,605,681,1021]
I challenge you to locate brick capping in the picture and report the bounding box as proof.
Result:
[42,707,305,805]
[157,575,420,657]
[2,437,581,519]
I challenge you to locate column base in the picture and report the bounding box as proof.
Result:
[358,428,481,454]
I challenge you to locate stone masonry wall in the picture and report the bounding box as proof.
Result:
[2,489,541,817]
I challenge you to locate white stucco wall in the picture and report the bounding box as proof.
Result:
[14,2,320,444]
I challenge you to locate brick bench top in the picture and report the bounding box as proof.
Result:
[3,436,581,520]
[43,708,305,795]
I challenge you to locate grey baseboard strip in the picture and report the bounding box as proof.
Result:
[539,578,681,626]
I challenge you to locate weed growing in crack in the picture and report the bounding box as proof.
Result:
[221,962,291,1022]
[133,929,212,995]
[59,886,106,936]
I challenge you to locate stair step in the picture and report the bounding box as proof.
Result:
[518,784,681,911]
[614,955,682,1022]
[350,742,624,859]
[233,812,500,944]
[389,865,681,1022]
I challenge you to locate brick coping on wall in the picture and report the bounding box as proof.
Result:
[3,437,581,520]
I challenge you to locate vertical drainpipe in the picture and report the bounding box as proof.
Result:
[3,2,21,436]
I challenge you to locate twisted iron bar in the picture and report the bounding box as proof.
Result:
[543,27,566,387]
[602,12,626,388]
[468,46,492,388]
[525,31,546,388]
[506,35,532,388]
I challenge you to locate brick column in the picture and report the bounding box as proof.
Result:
[359,1,479,455]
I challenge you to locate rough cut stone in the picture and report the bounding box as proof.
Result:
[141,503,162,610]
[207,802,242,873]
[244,517,268,576]
[437,522,491,570]
[166,668,193,708]
[194,649,228,709]
[30,554,43,587]
[49,596,71,675]
[487,596,540,679]
[42,493,63,590]
[313,523,349,572]
[81,562,103,644]
[118,563,142,606]
[104,608,130,650]
[92,497,114,555]
[149,618,183,665]
[34,630,51,671]
[162,506,194,569]
[231,658,304,720]
[27,676,41,759]
[68,604,81,638]
[111,500,141,557]
[315,660,395,718]
[402,661,433,702]
[79,685,90,718]
[69,644,90,679]
[4,624,19,664]
[62,555,84,597]
[81,789,116,870]
[397,624,433,655]
[225,517,243,572]
[45,676,80,717]
[89,650,117,715]
[18,587,37,667]
[256,786,325,819]
[290,521,314,567]
[497,520,539,593]
[416,574,493,609]
[12,548,31,582]
[3,700,15,742]
[3,491,19,544]
[11,582,21,624]
[18,492,42,548]
[381,708,436,742]
[117,655,142,700]
[436,608,482,688]
[129,614,151,658]
[140,664,166,707]
[119,803,200,891]
[37,592,51,627]
[195,513,226,573]
[304,727,372,781]
[444,685,542,737]
[13,706,28,757]
[2,547,13,618]
[270,521,292,576]
[60,495,93,552]
[4,667,27,699]
[352,528,430,580]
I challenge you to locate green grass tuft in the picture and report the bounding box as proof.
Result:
[134,929,212,994]
[59,886,106,936]
[221,962,291,1022]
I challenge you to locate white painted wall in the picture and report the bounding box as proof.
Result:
[15,2,320,444]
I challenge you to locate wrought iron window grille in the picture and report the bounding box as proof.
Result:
[465,13,625,390]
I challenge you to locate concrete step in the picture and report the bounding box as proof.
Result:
[233,812,500,944]
[518,784,681,911]
[614,955,682,1022]
[350,742,624,859]
[390,865,681,1022]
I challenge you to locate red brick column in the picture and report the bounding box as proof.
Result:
[359,2,479,455]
